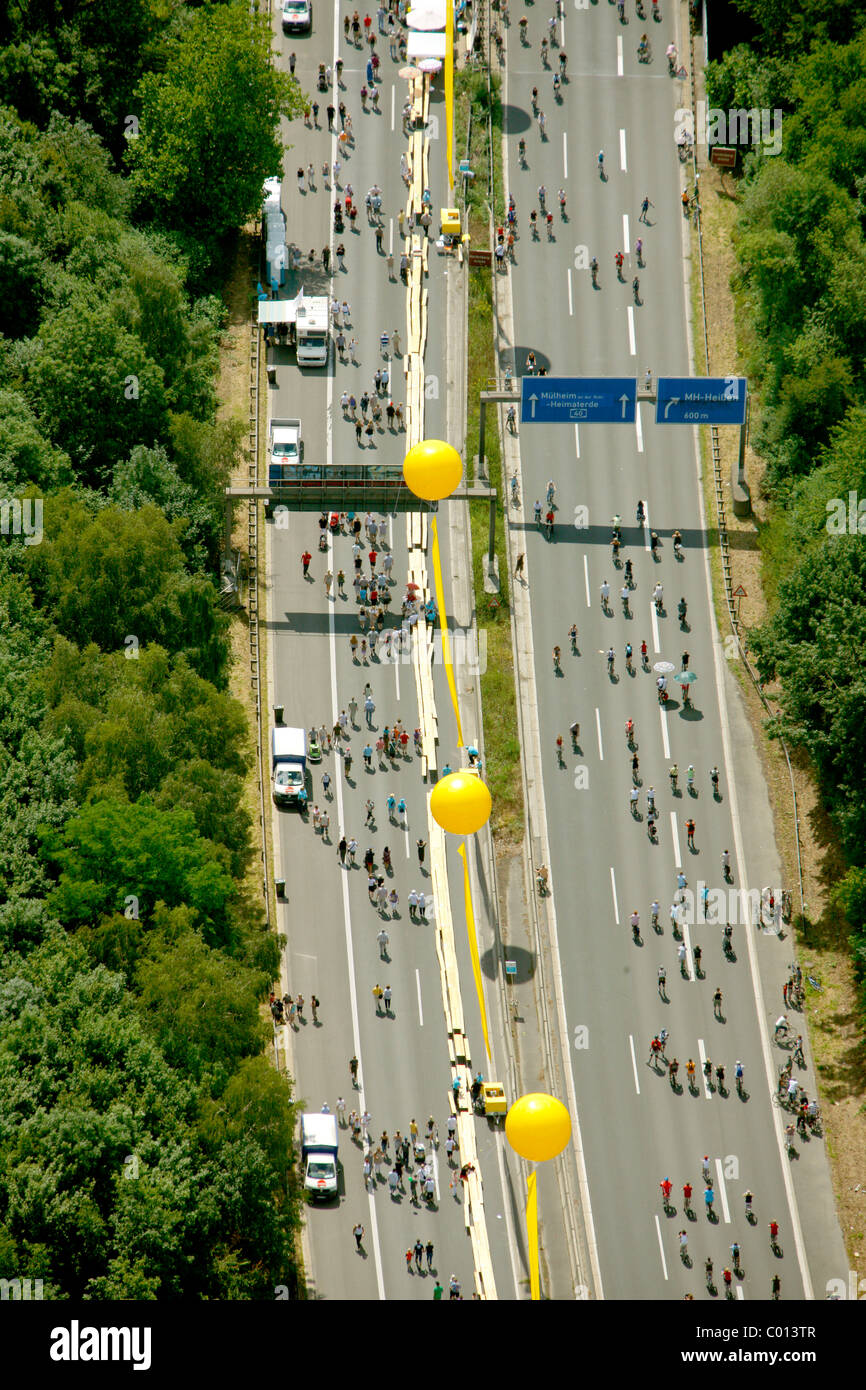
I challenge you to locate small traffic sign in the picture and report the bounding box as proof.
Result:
[521,376,636,424]
[732,584,747,598]
[655,376,747,425]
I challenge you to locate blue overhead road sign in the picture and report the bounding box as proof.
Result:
[655,376,747,425]
[521,376,637,424]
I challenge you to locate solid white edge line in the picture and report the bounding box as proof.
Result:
[610,865,619,924]
[568,267,574,316]
[619,128,627,172]
[622,212,630,255]
[583,553,591,607]
[627,305,636,356]
[697,1038,712,1100]
[617,34,624,77]
[596,706,604,761]
[660,705,670,759]
[635,401,644,453]
[574,421,581,459]
[681,223,815,1297]
[563,129,568,179]
[416,967,423,1025]
[650,599,660,652]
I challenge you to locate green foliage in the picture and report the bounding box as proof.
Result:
[127,2,302,243]
[136,932,268,1085]
[26,496,228,683]
[44,798,238,949]
[0,933,301,1298]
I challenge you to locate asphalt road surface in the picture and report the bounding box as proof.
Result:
[265,4,523,1301]
[500,0,847,1299]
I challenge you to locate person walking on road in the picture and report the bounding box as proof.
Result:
[338,835,348,865]
[377,927,390,958]
[414,1239,424,1270]
[353,1222,365,1251]
[383,984,393,1015]
[417,838,427,867]
[365,694,375,727]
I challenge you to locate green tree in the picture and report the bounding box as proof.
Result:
[45,798,237,949]
[0,389,74,494]
[26,497,228,683]
[136,931,268,1084]
[127,2,302,241]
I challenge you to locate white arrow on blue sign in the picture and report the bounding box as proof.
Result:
[520,376,637,424]
[655,376,747,425]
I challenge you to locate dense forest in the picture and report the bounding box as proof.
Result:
[706,1,866,1010]
[0,1,306,1297]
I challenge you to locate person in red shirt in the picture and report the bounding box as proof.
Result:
[683,1182,693,1209]
[301,550,312,577]
[660,1177,672,1204]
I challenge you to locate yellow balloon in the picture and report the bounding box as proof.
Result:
[403,439,463,501]
[430,771,492,836]
[505,1093,571,1163]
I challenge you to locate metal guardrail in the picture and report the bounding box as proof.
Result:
[250,256,273,940]
[686,21,806,932]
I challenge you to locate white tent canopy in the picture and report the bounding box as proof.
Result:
[406,0,447,30]
[406,30,447,58]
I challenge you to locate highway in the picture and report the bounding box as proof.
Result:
[499,0,848,1298]
[264,3,523,1300]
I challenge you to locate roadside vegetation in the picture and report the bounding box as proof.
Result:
[454,70,523,840]
[0,1,305,1297]
[706,5,866,1031]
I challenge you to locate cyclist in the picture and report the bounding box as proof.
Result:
[704,1186,715,1213]
[744,1190,754,1218]
[721,848,731,878]
[600,579,610,608]
[703,1058,713,1085]
[553,72,561,94]
[668,1057,679,1085]
[683,1181,692,1210]
[607,647,616,675]
[723,1268,733,1293]
[705,1257,713,1283]
[349,1055,359,1084]
[569,719,580,746]
[686,764,695,791]
[625,642,633,672]
[632,275,640,301]
[590,255,599,285]
[735,1060,744,1092]
[621,586,631,616]
[546,478,556,505]
[568,623,578,651]
[716,1062,725,1089]
[597,150,605,176]
[538,184,547,209]
[510,473,519,503]
[769,1220,779,1247]
[640,639,648,667]
[537,110,546,136]
[631,751,639,782]
[553,645,561,672]
[630,909,640,933]
[518,137,526,164]
[646,785,656,813]
[730,1241,740,1269]
[774,1014,789,1039]
[545,508,555,538]
[710,765,720,794]
[614,250,624,279]
[625,718,635,743]
[693,944,702,972]
[686,1058,696,1086]
[713,987,723,1016]
[657,964,667,995]
[529,209,538,237]
[624,557,634,585]
[672,527,683,554]
[678,596,688,623]
[559,51,567,76]
[651,900,660,928]
[533,498,542,524]
[555,734,564,763]
[506,404,516,432]
[669,763,679,791]
[650,529,660,553]
[660,1177,672,1205]
[531,86,539,112]
[558,188,566,213]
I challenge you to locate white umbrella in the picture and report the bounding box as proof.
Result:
[399,65,422,79]
[418,57,443,73]
[654,661,675,673]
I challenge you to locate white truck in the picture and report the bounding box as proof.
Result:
[300,1113,339,1200]
[269,417,303,486]
[295,295,330,366]
[271,725,306,806]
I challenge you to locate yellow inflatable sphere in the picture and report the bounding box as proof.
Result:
[403,439,463,501]
[430,771,492,836]
[505,1093,571,1163]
